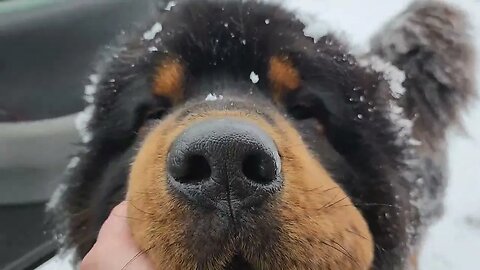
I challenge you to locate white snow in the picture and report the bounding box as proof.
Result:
[148,46,158,52]
[359,55,407,99]
[75,74,100,144]
[83,74,99,103]
[36,250,75,270]
[83,85,96,103]
[205,93,224,101]
[165,1,176,11]
[388,100,415,145]
[66,156,80,170]
[143,22,163,40]
[38,0,480,269]
[45,155,82,211]
[359,54,414,147]
[45,184,67,211]
[249,71,259,84]
[75,105,94,144]
[264,0,331,42]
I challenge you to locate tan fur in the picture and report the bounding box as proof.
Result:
[268,56,301,101]
[127,109,374,269]
[153,59,184,102]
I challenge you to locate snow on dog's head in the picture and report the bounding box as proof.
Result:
[55,1,475,270]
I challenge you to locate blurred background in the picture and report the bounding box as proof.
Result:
[0,0,478,269]
[0,0,159,269]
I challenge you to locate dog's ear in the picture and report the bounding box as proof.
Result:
[367,1,476,144]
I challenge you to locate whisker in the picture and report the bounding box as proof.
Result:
[328,204,355,209]
[292,186,341,195]
[331,239,360,266]
[131,191,158,195]
[125,200,155,215]
[345,229,369,240]
[321,240,359,267]
[290,186,321,192]
[121,245,156,270]
[110,213,149,222]
[353,202,401,209]
[320,186,340,193]
[324,196,349,209]
[317,192,343,210]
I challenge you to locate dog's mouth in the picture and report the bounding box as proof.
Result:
[224,254,254,270]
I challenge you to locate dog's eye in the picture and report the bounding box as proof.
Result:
[289,104,314,120]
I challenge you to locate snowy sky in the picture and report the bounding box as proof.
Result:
[38,0,480,269]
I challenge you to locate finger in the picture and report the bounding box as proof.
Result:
[80,201,154,270]
[97,201,131,242]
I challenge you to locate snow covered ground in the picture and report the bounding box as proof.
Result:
[38,0,480,269]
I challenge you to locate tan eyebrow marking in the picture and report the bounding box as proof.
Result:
[153,58,184,103]
[268,56,301,100]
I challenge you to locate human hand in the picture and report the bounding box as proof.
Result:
[80,201,154,270]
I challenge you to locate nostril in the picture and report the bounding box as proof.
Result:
[242,152,277,185]
[167,119,284,208]
[172,154,211,184]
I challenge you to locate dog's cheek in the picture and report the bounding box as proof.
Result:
[266,118,374,269]
[277,161,374,269]
[125,116,196,269]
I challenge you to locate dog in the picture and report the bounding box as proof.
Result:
[51,0,475,269]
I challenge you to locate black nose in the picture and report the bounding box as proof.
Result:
[167,119,282,211]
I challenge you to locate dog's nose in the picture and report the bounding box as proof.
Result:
[167,119,282,210]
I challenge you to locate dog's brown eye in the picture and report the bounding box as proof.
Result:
[289,104,313,120]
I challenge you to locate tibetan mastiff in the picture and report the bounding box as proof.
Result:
[52,0,475,269]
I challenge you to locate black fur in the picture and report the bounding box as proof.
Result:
[369,0,476,244]
[52,1,475,269]
[370,1,475,142]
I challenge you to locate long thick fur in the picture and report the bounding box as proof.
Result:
[370,0,475,142]
[368,2,476,266]
[50,1,475,269]
[369,0,475,222]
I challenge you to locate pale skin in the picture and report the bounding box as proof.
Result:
[80,202,154,270]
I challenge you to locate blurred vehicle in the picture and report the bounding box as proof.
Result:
[0,0,156,268]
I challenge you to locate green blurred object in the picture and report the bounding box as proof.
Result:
[0,0,64,14]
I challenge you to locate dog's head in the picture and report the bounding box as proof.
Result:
[58,1,424,269]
